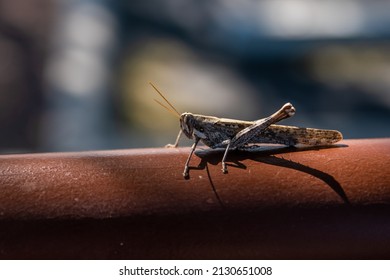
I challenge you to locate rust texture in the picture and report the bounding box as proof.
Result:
[0,138,389,259]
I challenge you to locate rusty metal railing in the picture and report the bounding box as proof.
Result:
[0,138,389,259]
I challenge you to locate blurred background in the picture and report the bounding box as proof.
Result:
[0,0,389,154]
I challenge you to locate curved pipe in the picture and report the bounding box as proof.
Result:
[0,138,389,259]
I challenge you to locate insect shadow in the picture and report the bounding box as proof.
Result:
[191,144,350,207]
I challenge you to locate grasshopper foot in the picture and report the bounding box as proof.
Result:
[183,166,190,179]
[222,163,228,174]
[165,144,177,148]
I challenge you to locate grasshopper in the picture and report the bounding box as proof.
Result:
[150,82,343,178]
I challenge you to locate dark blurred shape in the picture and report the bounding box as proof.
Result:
[0,15,45,152]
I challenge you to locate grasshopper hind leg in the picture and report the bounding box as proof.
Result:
[220,102,295,174]
[237,144,263,152]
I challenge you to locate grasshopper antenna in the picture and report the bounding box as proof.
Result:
[149,82,181,118]
[153,98,180,119]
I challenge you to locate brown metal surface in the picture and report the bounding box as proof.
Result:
[0,138,389,259]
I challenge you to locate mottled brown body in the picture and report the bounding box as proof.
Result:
[185,114,343,148]
[174,103,342,177]
[150,82,342,178]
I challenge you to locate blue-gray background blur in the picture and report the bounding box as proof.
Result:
[1,0,389,153]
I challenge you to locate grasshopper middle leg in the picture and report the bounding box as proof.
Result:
[183,137,200,178]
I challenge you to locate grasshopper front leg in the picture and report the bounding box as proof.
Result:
[165,130,198,178]
[221,103,295,173]
[165,130,182,148]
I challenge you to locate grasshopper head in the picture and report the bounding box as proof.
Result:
[180,113,207,140]
[180,113,195,139]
